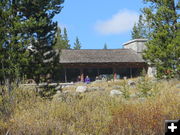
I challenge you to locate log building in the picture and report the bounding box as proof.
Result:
[59,39,155,82]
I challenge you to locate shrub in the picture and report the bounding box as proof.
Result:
[121,80,130,99]
[38,85,57,99]
[108,83,180,135]
[136,76,153,97]
[0,79,179,135]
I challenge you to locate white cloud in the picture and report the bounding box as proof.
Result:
[95,10,139,35]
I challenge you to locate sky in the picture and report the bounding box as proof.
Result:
[54,0,145,49]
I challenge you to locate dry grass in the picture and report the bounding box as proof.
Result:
[0,78,179,135]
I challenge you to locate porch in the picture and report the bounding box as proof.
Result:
[61,63,147,82]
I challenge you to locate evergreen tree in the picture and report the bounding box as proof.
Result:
[53,26,64,50]
[131,15,148,39]
[0,0,7,84]
[62,28,71,49]
[103,43,108,49]
[54,26,72,50]
[131,23,140,39]
[73,37,81,49]
[20,0,64,83]
[142,0,180,78]
[0,0,64,87]
[0,0,31,92]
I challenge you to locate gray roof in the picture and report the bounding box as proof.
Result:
[59,49,145,64]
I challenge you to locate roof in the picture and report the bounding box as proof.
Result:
[123,39,148,46]
[59,49,145,64]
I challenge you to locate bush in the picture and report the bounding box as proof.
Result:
[108,81,180,135]
[0,79,179,135]
[121,80,130,99]
[136,76,153,97]
[8,92,112,135]
[38,85,57,99]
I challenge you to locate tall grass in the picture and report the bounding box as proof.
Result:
[0,79,179,135]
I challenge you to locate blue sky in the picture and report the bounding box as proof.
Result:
[54,0,145,49]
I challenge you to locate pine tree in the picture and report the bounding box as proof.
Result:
[131,23,140,39]
[0,0,7,84]
[62,28,71,49]
[142,0,180,78]
[53,27,64,50]
[0,0,31,92]
[53,27,71,50]
[73,37,81,49]
[103,43,108,49]
[131,15,148,39]
[20,0,64,83]
[0,0,64,86]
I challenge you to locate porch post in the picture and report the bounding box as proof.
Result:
[130,68,132,78]
[113,68,117,80]
[97,68,100,76]
[80,68,84,82]
[64,68,67,82]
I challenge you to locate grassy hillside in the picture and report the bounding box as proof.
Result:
[0,78,179,135]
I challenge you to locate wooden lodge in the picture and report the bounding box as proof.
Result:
[59,39,155,82]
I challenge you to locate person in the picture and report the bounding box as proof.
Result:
[85,76,90,84]
[95,76,100,81]
[76,75,81,82]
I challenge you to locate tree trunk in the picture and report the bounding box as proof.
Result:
[6,78,12,95]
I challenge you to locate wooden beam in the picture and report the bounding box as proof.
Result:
[97,68,99,76]
[113,68,117,80]
[130,68,132,78]
[64,68,67,82]
[62,62,147,68]
[80,68,84,82]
